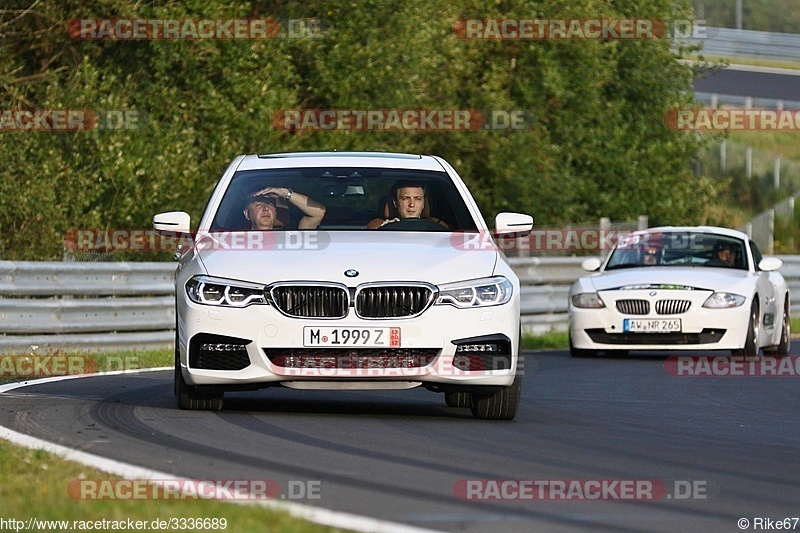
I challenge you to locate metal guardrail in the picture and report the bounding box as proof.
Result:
[0,261,175,353]
[694,92,800,112]
[3,257,800,352]
[683,27,800,62]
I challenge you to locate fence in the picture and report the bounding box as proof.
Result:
[4,257,800,352]
[696,139,800,254]
[700,139,800,197]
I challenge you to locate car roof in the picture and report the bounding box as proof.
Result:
[625,226,750,241]
[236,152,446,172]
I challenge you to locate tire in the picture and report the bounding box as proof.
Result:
[764,300,790,357]
[445,391,472,408]
[174,333,223,411]
[470,374,521,420]
[733,301,760,357]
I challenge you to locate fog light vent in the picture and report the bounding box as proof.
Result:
[452,335,512,371]
[190,334,251,370]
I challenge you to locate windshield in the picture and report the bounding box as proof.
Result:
[210,167,478,231]
[605,231,748,271]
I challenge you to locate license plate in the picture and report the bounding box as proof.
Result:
[303,327,401,347]
[623,319,681,333]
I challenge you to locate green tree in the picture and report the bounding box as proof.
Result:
[0,0,715,259]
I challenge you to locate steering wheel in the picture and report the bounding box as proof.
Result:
[375,217,447,231]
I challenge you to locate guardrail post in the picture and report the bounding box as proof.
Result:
[746,146,753,178]
[736,0,743,29]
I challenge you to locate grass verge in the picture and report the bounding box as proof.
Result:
[726,131,800,163]
[0,441,342,532]
[684,54,800,72]
[0,349,342,532]
[522,331,569,350]
[0,349,173,384]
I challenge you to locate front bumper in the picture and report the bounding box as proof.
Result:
[569,290,749,351]
[177,297,520,389]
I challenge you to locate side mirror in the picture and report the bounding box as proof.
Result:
[153,211,191,235]
[758,257,783,272]
[495,212,534,237]
[581,258,602,272]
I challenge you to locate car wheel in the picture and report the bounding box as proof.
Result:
[445,391,472,408]
[175,334,223,411]
[733,301,760,357]
[470,374,521,420]
[764,301,790,356]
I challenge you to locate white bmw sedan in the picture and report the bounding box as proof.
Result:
[569,227,790,357]
[154,152,533,419]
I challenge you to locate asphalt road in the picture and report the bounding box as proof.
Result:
[694,66,800,102]
[2,350,800,532]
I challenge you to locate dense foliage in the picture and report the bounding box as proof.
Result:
[0,0,714,259]
[693,0,800,33]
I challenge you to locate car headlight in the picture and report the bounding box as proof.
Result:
[185,276,267,307]
[571,293,605,308]
[436,277,513,308]
[702,292,746,308]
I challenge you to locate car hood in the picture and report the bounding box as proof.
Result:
[587,267,751,292]
[193,231,499,285]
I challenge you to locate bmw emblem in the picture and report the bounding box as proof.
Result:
[649,291,657,297]
[344,269,359,278]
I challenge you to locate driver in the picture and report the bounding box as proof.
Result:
[368,181,448,229]
[712,241,738,267]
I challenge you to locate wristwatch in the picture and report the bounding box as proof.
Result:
[286,188,293,200]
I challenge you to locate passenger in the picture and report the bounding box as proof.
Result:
[244,187,326,230]
[642,246,660,266]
